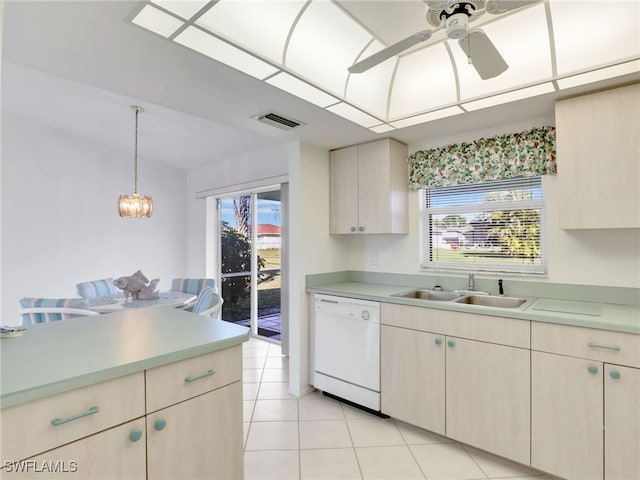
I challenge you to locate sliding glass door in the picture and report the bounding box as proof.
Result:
[218,188,282,341]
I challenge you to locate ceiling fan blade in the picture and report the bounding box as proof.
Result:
[485,0,538,14]
[458,29,508,80]
[349,30,433,74]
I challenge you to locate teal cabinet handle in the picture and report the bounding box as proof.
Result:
[51,406,99,426]
[588,342,620,351]
[129,429,143,442]
[185,369,216,383]
[609,370,621,380]
[154,419,166,431]
[587,365,598,374]
[447,340,455,348]
[435,338,442,346]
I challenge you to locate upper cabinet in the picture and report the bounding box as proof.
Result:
[330,138,408,234]
[556,83,640,229]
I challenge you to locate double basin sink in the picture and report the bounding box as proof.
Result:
[391,288,534,310]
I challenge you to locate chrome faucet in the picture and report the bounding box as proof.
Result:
[468,273,475,291]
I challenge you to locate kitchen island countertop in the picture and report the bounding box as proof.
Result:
[1,308,250,408]
[307,281,640,335]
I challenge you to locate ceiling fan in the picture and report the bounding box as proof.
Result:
[349,0,536,80]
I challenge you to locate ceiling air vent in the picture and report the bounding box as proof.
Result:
[254,112,305,131]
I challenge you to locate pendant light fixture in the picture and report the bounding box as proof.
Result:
[118,105,153,218]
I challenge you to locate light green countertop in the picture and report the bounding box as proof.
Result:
[307,281,640,335]
[0,308,250,408]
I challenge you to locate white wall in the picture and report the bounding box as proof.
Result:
[1,111,188,324]
[342,115,640,289]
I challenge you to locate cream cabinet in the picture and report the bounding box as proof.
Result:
[380,303,530,464]
[381,325,445,434]
[531,322,640,480]
[556,83,640,229]
[330,138,408,234]
[1,346,243,479]
[446,336,530,465]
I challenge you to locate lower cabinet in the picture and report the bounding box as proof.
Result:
[1,346,243,479]
[604,364,640,480]
[380,304,530,465]
[146,381,243,480]
[381,325,445,434]
[4,419,147,479]
[531,352,604,479]
[446,337,530,465]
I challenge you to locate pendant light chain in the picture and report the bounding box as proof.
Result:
[133,106,141,194]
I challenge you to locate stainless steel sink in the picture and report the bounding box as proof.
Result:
[454,295,532,309]
[391,289,462,301]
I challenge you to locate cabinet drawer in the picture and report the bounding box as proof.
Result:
[1,372,145,462]
[532,322,640,367]
[145,346,242,412]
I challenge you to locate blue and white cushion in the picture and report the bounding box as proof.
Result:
[191,287,220,314]
[170,278,217,296]
[19,297,91,325]
[76,278,119,298]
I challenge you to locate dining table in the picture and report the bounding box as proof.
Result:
[87,291,197,313]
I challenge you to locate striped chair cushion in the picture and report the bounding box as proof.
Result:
[76,278,119,298]
[19,297,91,325]
[171,278,217,296]
[191,287,220,314]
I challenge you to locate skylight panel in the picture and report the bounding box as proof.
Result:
[455,4,552,101]
[286,1,373,97]
[132,4,184,38]
[550,0,640,76]
[388,43,457,119]
[196,0,306,64]
[174,27,279,80]
[346,39,396,119]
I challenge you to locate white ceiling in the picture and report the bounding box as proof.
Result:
[2,1,639,170]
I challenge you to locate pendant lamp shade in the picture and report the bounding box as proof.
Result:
[118,105,153,218]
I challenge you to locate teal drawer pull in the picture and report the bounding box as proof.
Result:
[587,365,598,374]
[447,340,455,348]
[51,406,99,426]
[129,429,143,442]
[588,342,620,351]
[435,338,442,346]
[154,419,166,431]
[610,370,621,380]
[185,369,216,383]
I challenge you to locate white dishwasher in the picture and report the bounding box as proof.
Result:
[312,294,381,411]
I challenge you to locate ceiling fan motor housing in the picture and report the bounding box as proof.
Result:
[446,12,470,39]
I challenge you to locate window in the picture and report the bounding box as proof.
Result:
[422,176,545,274]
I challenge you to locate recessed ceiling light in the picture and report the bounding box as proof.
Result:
[369,124,396,134]
[174,27,279,80]
[132,4,183,38]
[390,106,465,129]
[556,60,640,90]
[151,1,209,20]
[326,103,381,128]
[266,72,338,108]
[461,82,556,111]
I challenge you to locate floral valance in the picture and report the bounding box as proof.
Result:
[408,125,556,190]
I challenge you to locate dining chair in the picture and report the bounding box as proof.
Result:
[19,297,99,325]
[170,278,217,310]
[76,278,119,298]
[190,287,224,319]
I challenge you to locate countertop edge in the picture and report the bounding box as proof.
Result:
[1,328,250,409]
[307,284,640,335]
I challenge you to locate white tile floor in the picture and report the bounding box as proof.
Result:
[242,337,553,480]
